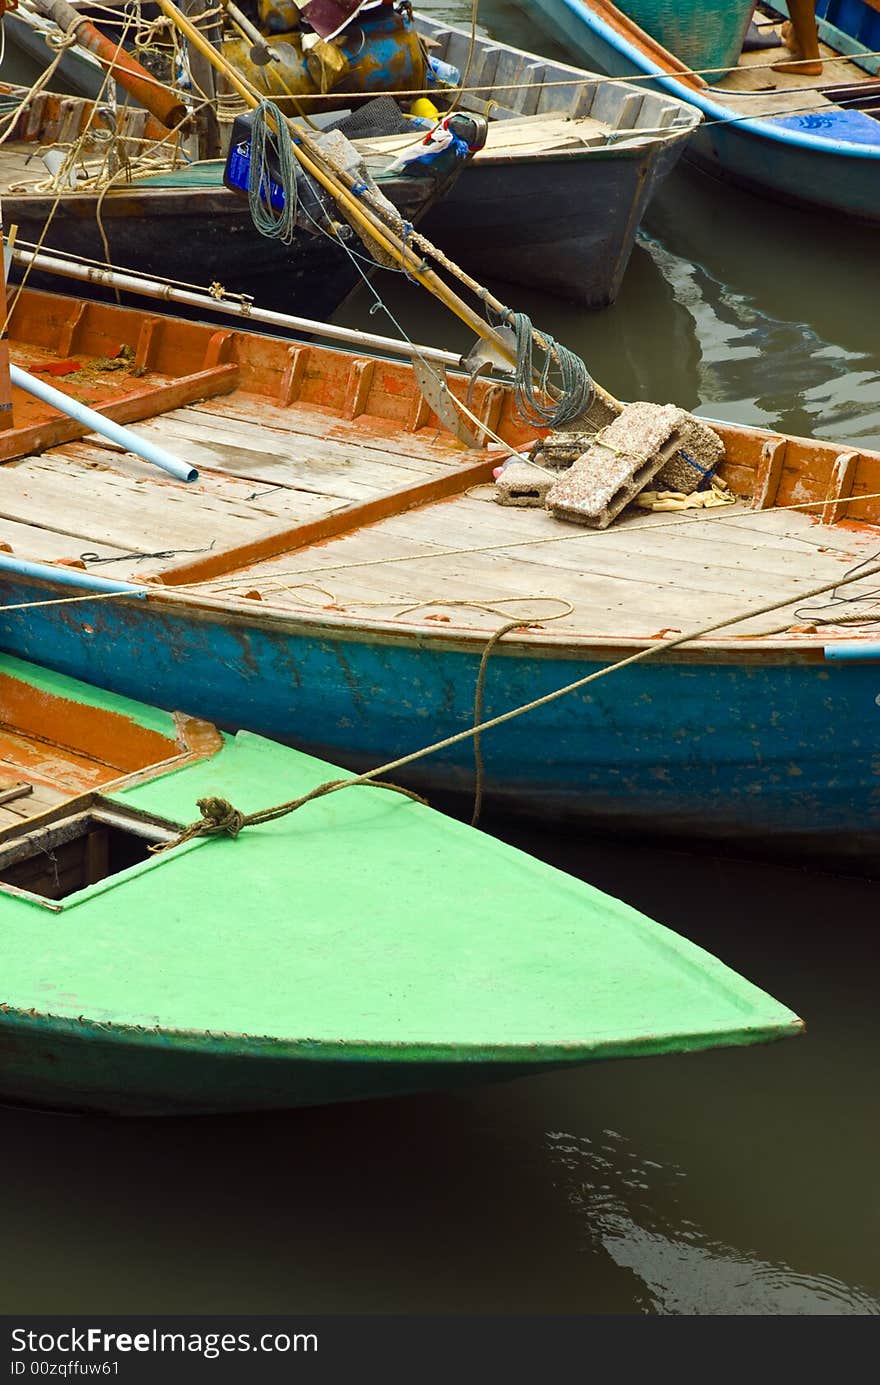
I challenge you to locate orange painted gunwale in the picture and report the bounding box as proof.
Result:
[3,287,880,662]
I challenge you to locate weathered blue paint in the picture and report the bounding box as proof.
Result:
[527,0,880,221]
[814,0,880,75]
[2,572,879,858]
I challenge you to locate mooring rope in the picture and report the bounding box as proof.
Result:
[3,7,145,330]
[153,556,880,852]
[151,779,428,852]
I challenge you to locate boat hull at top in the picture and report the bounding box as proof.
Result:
[423,135,684,308]
[4,169,444,324]
[413,14,699,305]
[527,0,880,221]
[1,9,699,310]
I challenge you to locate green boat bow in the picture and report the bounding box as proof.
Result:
[0,658,802,1115]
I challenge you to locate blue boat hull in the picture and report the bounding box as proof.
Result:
[2,572,878,860]
[528,0,880,222]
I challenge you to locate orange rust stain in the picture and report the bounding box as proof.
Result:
[172,714,224,760]
[0,675,178,776]
[0,728,115,793]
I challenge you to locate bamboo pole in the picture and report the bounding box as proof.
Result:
[154,0,604,402]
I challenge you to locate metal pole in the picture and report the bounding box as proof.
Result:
[11,245,468,372]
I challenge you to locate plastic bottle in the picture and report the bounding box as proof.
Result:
[426,55,461,88]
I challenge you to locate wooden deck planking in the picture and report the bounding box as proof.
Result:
[374,496,869,592]
[0,512,137,566]
[459,496,876,569]
[58,440,345,522]
[199,519,789,638]
[198,489,877,640]
[0,782,67,831]
[192,396,486,466]
[714,26,876,117]
[355,114,612,160]
[0,445,340,571]
[134,410,446,501]
[216,551,718,639]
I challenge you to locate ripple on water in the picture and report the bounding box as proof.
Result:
[546,1129,880,1316]
[639,232,880,445]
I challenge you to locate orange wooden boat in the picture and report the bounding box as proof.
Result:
[1,285,879,860]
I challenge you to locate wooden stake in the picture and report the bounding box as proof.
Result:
[0,228,15,432]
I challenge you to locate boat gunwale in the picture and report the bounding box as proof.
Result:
[414,10,702,130]
[549,0,880,157]
[0,1001,803,1062]
[3,567,861,665]
[448,130,693,167]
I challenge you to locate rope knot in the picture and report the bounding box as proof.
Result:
[196,796,246,838]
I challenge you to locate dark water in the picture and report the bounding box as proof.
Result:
[3,2,880,1318]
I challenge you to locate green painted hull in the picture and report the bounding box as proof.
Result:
[0,1016,588,1115]
[0,659,802,1115]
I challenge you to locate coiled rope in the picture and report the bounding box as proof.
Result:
[502,310,595,428]
[247,99,299,245]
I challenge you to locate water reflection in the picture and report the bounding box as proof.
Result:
[363,2,880,450]
[548,1127,880,1316]
[639,208,880,444]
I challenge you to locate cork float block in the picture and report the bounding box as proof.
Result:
[655,414,726,495]
[494,459,555,507]
[547,402,689,529]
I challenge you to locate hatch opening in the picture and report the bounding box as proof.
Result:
[0,802,182,902]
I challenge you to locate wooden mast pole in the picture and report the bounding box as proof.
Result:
[153,0,545,369]
[0,218,15,432]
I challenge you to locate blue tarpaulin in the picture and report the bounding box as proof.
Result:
[774,109,880,147]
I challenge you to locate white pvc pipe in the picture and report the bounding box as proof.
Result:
[9,363,199,483]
